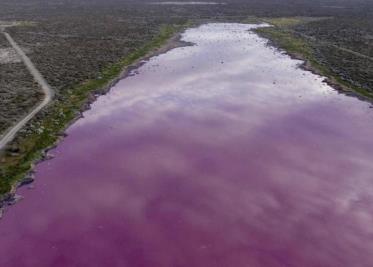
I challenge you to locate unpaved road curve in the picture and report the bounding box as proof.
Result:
[0,30,53,151]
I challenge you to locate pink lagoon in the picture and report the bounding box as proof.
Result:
[1,23,373,267]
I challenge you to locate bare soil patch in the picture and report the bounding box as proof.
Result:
[0,48,21,64]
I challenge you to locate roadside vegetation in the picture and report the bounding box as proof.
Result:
[0,28,43,136]
[0,24,184,195]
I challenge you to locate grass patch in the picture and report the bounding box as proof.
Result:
[261,17,328,27]
[256,27,313,57]
[242,16,328,27]
[0,24,184,195]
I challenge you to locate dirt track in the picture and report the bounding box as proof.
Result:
[0,29,53,151]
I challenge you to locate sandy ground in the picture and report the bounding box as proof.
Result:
[0,48,21,64]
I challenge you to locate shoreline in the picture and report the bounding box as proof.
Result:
[0,27,193,218]
[254,27,373,105]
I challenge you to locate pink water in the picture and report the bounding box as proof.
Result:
[1,23,373,267]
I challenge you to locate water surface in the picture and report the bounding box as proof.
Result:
[1,23,373,267]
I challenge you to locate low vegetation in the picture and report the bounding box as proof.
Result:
[255,16,373,100]
[0,24,183,195]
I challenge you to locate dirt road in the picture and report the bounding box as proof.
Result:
[0,29,53,151]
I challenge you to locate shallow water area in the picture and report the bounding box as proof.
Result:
[1,23,373,267]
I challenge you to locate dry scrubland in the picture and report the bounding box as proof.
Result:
[0,0,372,195]
[0,31,42,135]
[255,16,373,100]
[273,17,373,92]
[295,18,373,91]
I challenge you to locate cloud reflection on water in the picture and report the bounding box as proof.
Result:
[1,23,373,267]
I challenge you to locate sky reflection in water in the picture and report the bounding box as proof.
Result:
[1,23,373,267]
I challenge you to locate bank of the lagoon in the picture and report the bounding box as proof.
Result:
[1,23,373,267]
[0,24,186,200]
